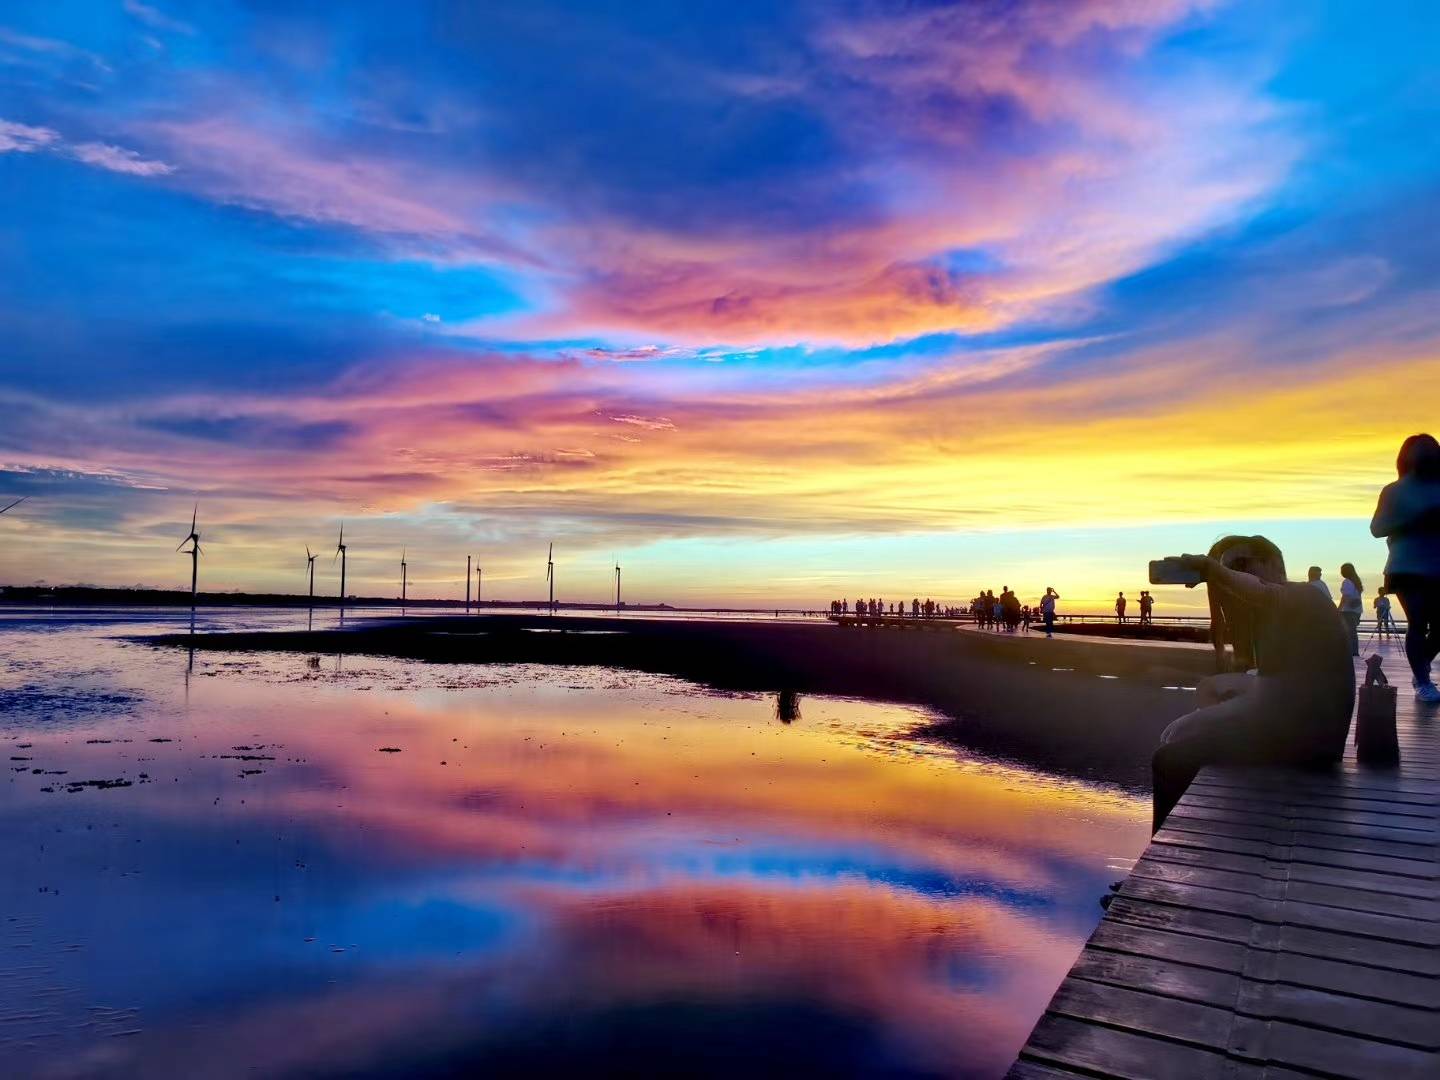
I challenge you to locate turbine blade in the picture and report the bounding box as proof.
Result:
[190,504,197,533]
[0,496,27,514]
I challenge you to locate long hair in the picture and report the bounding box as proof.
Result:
[1396,433,1440,480]
[1208,534,1286,579]
[1340,562,1363,591]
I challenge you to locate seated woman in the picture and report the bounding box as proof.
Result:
[1150,536,1355,832]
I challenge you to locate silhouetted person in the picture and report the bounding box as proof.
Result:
[1338,562,1364,658]
[1374,587,1397,639]
[1040,587,1059,637]
[1114,592,1127,623]
[1307,565,1332,602]
[1000,586,1019,631]
[1150,536,1354,832]
[1138,590,1153,625]
[1370,432,1440,702]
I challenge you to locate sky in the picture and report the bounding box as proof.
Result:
[1,0,1438,609]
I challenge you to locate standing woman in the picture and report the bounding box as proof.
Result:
[1370,433,1440,703]
[1338,563,1363,657]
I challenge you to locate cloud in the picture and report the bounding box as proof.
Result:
[1,117,173,177]
[146,117,528,264]
[0,25,111,74]
[89,0,1293,350]
[70,141,174,176]
[121,1,196,37]
[607,414,676,431]
[0,118,59,152]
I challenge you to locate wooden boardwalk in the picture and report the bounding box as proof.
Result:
[1010,655,1439,1079]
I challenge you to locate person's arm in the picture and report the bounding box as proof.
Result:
[1371,483,1400,538]
[1178,554,1285,610]
[1208,586,1230,669]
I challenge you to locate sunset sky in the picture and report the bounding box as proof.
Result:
[1,1,1437,608]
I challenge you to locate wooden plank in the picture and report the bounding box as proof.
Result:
[1087,919,1245,973]
[1003,1061,1092,1079]
[1270,952,1440,1011]
[1243,1018,1438,1078]
[1044,978,1234,1050]
[1163,811,1435,861]
[1159,802,1437,847]
[1103,895,1440,975]
[1087,920,1439,1009]
[1189,775,1440,810]
[1177,792,1440,833]
[1129,857,1440,918]
[1068,952,1437,1049]
[1143,839,1438,897]
[1019,1013,1244,1080]
[1116,876,1433,945]
[1203,771,1440,806]
[1050,975,1438,1078]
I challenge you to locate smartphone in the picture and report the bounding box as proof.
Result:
[1149,558,1205,586]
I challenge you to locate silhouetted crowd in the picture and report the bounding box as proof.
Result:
[829,597,961,618]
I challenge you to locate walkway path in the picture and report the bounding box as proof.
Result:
[1010,645,1438,1078]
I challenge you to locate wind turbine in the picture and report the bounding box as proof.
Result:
[475,563,482,609]
[0,496,27,515]
[546,542,555,615]
[400,547,408,603]
[176,504,201,610]
[615,558,622,612]
[333,523,347,609]
[306,546,317,603]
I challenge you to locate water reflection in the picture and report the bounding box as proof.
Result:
[0,613,1148,1078]
[776,688,802,724]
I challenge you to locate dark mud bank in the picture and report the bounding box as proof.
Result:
[144,615,1214,786]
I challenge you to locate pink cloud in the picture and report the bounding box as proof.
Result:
[0,118,59,153]
[147,116,534,265]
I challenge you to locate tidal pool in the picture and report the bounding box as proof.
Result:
[0,611,1148,1078]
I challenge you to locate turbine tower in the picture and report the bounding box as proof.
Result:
[176,504,201,610]
[466,554,472,612]
[334,523,347,609]
[546,542,555,615]
[400,547,408,603]
[615,559,622,612]
[475,564,482,609]
[306,546,317,603]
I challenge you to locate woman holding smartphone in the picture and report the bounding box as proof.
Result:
[1147,536,1353,832]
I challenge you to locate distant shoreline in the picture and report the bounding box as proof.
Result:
[0,585,704,612]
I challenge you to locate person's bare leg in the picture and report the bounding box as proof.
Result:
[1152,691,1266,832]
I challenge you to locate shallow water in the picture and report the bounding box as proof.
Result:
[0,610,1149,1078]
